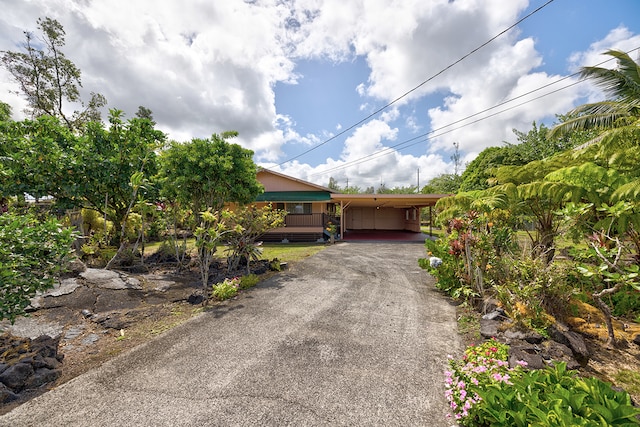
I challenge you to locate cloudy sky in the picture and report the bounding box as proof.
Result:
[1,0,640,190]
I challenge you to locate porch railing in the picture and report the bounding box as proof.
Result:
[284,213,340,228]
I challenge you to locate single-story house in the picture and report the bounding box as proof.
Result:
[254,169,447,242]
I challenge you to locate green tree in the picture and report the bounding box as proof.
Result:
[158,132,263,214]
[327,177,341,191]
[0,111,164,246]
[459,147,507,191]
[63,110,164,240]
[0,101,11,121]
[421,173,462,194]
[0,116,74,201]
[135,106,155,124]
[0,17,106,130]
[0,212,75,323]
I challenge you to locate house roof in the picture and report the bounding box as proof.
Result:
[257,168,335,193]
[255,168,449,208]
[255,191,332,202]
[330,193,447,209]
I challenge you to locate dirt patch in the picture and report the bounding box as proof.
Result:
[0,261,276,415]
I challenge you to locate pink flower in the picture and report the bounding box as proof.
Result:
[471,378,479,386]
[492,373,503,381]
[516,360,528,367]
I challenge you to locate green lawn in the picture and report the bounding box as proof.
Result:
[143,238,326,264]
[261,242,327,263]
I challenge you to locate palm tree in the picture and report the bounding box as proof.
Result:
[550,49,640,146]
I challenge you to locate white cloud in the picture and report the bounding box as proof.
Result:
[1,1,639,191]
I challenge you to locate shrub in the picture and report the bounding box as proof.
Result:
[0,212,75,323]
[446,338,519,425]
[211,277,240,300]
[474,363,640,426]
[420,238,471,300]
[446,340,640,426]
[239,274,260,290]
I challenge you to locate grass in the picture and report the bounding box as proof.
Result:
[142,238,326,264]
[614,370,640,398]
[261,242,327,263]
[421,226,444,238]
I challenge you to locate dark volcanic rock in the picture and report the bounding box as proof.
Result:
[480,319,500,339]
[0,333,64,401]
[0,382,18,404]
[0,363,34,392]
[503,329,545,344]
[508,345,546,370]
[549,324,589,363]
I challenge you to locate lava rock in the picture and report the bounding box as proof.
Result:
[25,367,61,389]
[479,319,500,339]
[633,334,640,347]
[188,293,205,305]
[0,363,35,392]
[508,345,546,370]
[549,324,589,363]
[0,382,18,404]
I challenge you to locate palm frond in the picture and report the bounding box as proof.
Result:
[611,179,640,202]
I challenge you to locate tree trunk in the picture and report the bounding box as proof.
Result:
[593,293,616,348]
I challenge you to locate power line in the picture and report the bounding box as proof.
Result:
[307,46,640,178]
[277,0,556,166]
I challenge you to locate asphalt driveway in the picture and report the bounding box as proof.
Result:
[0,242,461,426]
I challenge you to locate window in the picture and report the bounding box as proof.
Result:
[283,203,312,214]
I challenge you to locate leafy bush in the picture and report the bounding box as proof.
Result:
[446,340,640,426]
[420,238,471,300]
[493,257,554,336]
[211,277,240,300]
[0,212,75,323]
[446,338,520,424]
[474,363,640,426]
[239,274,259,290]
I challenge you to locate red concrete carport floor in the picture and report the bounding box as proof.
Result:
[341,229,433,242]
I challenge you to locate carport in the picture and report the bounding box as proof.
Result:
[330,193,447,240]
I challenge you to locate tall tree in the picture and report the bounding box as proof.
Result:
[421,173,462,194]
[135,106,155,125]
[0,17,106,130]
[158,132,263,214]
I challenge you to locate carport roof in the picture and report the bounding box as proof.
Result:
[330,193,449,209]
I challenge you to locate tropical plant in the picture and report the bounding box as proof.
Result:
[0,211,75,323]
[157,132,263,215]
[473,362,640,426]
[211,277,240,301]
[223,205,286,274]
[239,274,260,290]
[550,50,640,144]
[194,209,228,288]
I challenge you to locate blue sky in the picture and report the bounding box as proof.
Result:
[1,0,640,190]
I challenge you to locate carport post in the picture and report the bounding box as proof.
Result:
[429,205,433,236]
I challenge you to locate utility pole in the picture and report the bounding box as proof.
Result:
[417,168,420,193]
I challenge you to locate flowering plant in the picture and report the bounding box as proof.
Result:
[445,338,526,425]
[212,277,240,300]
